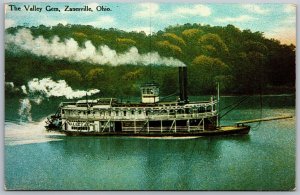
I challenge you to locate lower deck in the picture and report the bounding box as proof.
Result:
[62,117,217,133]
[62,125,250,137]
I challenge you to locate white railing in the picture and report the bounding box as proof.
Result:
[62,111,217,121]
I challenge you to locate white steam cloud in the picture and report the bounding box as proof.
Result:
[22,78,100,99]
[16,78,99,123]
[18,98,32,122]
[5,28,186,67]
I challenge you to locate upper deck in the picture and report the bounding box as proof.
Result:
[59,98,218,121]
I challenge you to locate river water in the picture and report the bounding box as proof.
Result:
[4,95,295,190]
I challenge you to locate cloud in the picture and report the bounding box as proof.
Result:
[5,19,15,28]
[265,14,296,45]
[265,26,296,45]
[283,16,296,25]
[283,4,296,14]
[45,19,68,26]
[241,4,270,15]
[86,16,116,28]
[87,3,99,9]
[174,4,211,17]
[134,3,160,18]
[128,26,154,35]
[133,3,211,20]
[215,15,256,23]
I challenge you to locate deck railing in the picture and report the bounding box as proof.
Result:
[62,111,217,121]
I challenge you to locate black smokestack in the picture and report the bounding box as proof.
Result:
[179,67,188,103]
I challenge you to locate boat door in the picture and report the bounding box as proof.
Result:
[115,121,122,132]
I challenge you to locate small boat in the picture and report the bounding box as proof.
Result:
[45,66,250,137]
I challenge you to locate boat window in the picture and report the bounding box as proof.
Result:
[178,109,184,114]
[87,111,91,114]
[123,111,126,116]
[169,110,175,115]
[116,111,119,116]
[131,110,134,115]
[138,110,142,114]
[207,106,211,112]
[198,107,205,113]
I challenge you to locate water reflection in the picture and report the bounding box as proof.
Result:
[47,135,251,190]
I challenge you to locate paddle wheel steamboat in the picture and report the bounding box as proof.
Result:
[45,66,250,137]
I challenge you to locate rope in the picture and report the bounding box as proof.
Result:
[220,95,249,111]
[253,85,263,130]
[160,92,178,101]
[220,96,250,119]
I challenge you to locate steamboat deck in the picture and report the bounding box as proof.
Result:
[45,66,251,137]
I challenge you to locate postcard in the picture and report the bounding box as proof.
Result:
[4,1,296,191]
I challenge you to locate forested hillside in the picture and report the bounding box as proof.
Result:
[5,23,295,97]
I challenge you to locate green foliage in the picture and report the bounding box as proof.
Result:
[116,38,137,51]
[156,40,183,57]
[5,23,295,97]
[162,33,186,47]
[190,55,228,94]
[85,68,104,82]
[57,69,83,88]
[116,38,136,45]
[182,28,202,39]
[198,33,229,57]
[122,69,142,81]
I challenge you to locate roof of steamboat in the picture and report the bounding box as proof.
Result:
[59,98,218,110]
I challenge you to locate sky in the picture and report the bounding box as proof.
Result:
[4,2,296,45]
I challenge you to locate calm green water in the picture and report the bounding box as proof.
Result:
[4,95,296,190]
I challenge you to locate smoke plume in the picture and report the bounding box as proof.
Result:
[15,78,99,123]
[22,78,100,99]
[5,28,186,67]
[18,98,32,122]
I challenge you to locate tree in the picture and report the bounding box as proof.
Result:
[57,69,82,88]
[198,33,229,57]
[85,68,104,82]
[162,33,186,47]
[189,55,228,94]
[156,40,183,57]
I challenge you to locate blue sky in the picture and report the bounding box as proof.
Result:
[5,2,296,45]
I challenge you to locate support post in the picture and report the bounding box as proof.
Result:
[134,120,136,133]
[198,118,203,131]
[217,82,220,127]
[102,120,111,132]
[109,121,111,132]
[174,119,177,133]
[147,120,150,133]
[160,120,163,133]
